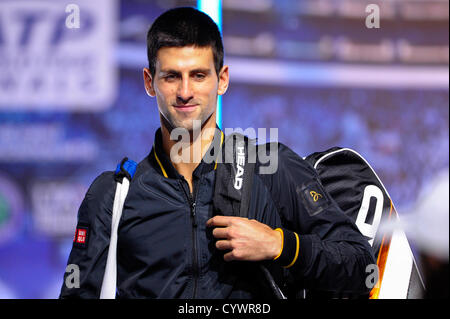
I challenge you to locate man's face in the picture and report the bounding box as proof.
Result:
[144,46,228,131]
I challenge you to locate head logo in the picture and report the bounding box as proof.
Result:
[234,144,245,190]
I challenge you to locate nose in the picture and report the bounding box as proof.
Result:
[176,76,193,104]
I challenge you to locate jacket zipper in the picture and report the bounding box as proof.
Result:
[179,178,199,299]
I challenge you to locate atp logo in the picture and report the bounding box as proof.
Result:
[309,191,322,202]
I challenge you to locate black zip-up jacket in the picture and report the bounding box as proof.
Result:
[60,128,375,298]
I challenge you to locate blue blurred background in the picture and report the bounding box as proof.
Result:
[0,0,448,298]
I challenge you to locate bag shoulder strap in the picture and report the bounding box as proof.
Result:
[213,134,286,299]
[100,157,137,299]
[213,133,256,217]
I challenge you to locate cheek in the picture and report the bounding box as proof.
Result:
[200,81,219,103]
[155,86,175,106]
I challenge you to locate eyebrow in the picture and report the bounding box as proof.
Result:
[159,68,212,75]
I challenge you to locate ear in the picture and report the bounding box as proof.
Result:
[217,65,229,96]
[143,68,156,97]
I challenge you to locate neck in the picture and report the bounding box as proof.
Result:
[160,114,217,190]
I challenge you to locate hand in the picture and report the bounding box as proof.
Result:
[206,216,282,262]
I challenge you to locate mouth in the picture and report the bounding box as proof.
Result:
[173,104,198,112]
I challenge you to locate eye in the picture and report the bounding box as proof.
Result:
[164,74,178,82]
[193,73,206,80]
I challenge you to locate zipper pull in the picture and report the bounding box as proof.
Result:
[191,201,197,227]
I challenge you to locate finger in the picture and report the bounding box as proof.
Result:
[223,251,235,262]
[223,250,243,262]
[212,227,229,239]
[206,215,234,227]
[215,240,232,251]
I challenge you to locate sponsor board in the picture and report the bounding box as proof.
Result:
[30,181,86,237]
[0,0,118,110]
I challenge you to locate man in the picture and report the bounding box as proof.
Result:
[60,7,375,298]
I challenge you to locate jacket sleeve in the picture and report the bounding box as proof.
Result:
[59,171,116,298]
[263,143,376,296]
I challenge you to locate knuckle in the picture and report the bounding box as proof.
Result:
[233,250,243,259]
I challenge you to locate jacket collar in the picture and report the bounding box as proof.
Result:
[150,126,224,179]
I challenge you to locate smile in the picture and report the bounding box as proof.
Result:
[173,104,198,112]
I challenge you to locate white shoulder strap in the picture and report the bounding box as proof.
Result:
[99,177,130,299]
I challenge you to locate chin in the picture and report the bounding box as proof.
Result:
[164,110,214,132]
[170,118,201,132]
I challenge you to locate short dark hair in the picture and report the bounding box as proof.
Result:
[146,7,224,77]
